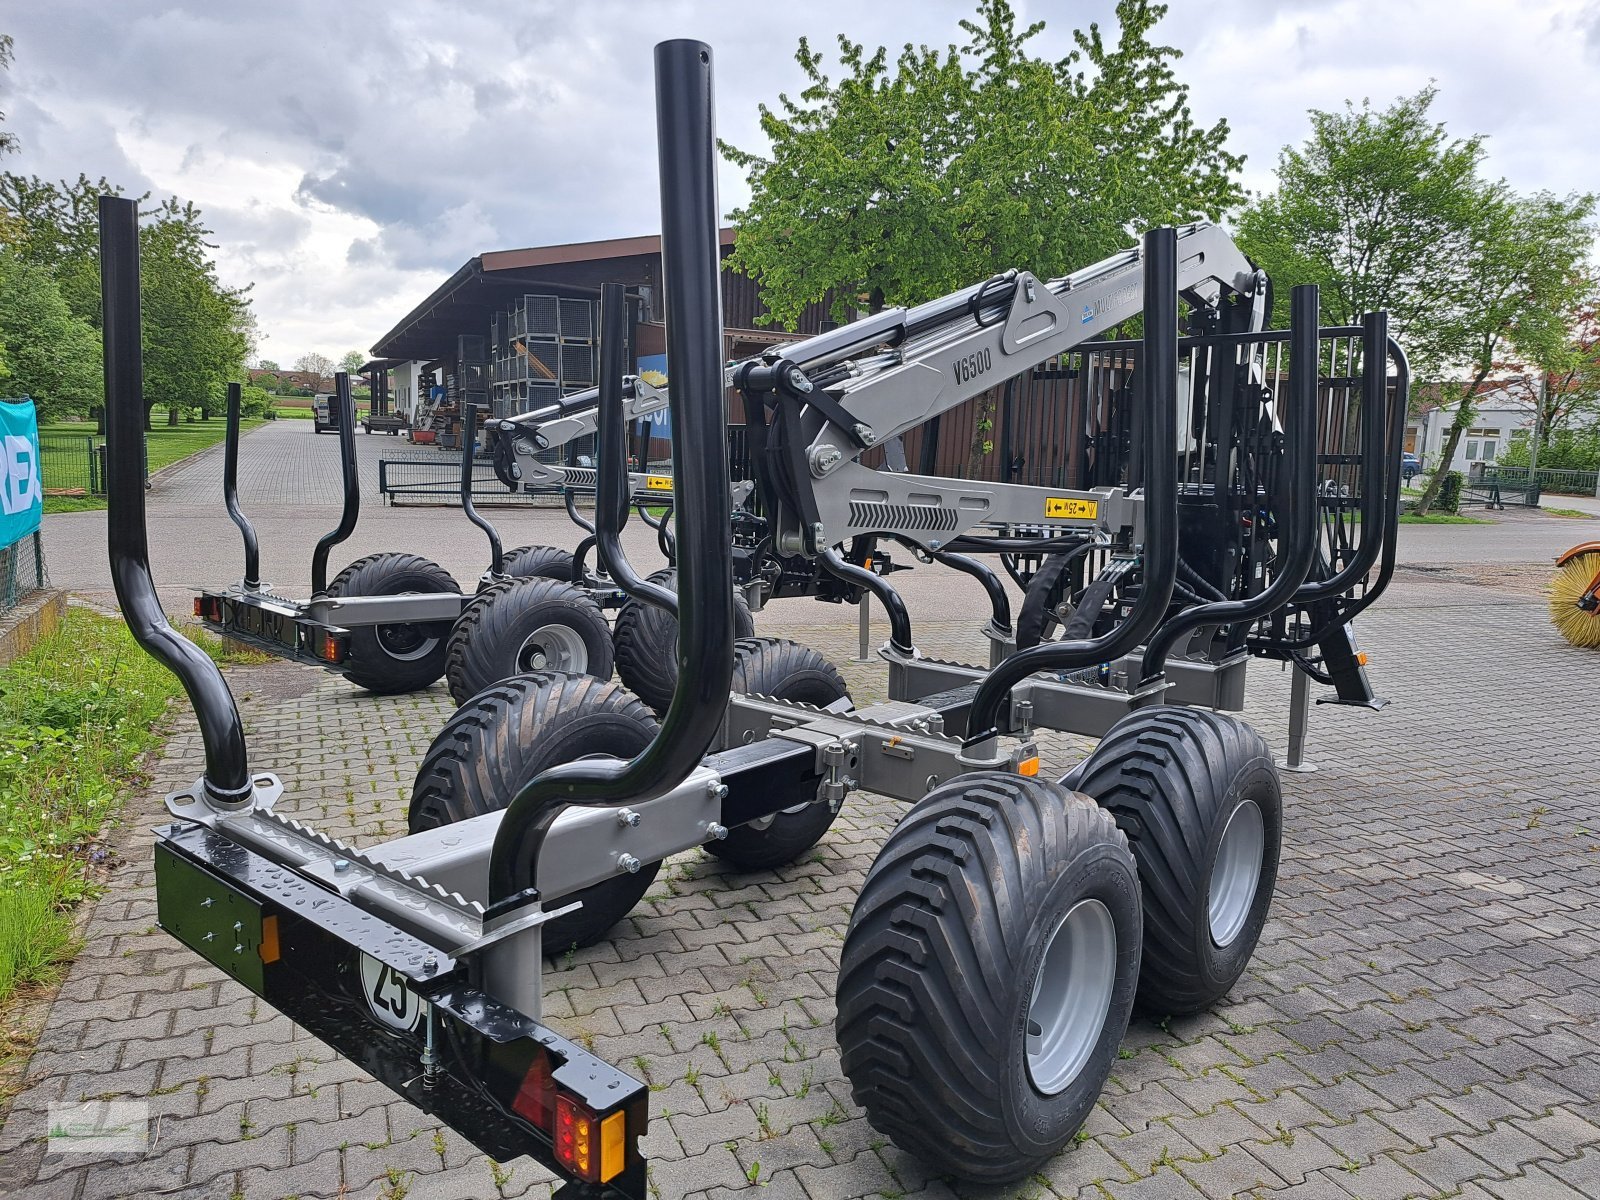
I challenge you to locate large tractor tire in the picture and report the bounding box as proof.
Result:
[706,638,850,872]
[836,774,1141,1183]
[1549,546,1600,648]
[445,577,614,705]
[409,673,661,953]
[612,568,755,714]
[325,552,457,694]
[499,544,577,583]
[1068,706,1281,1016]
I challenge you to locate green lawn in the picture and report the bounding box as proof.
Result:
[1543,506,1596,519]
[1397,512,1492,525]
[40,415,266,513]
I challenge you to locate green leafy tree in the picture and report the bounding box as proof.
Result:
[0,252,102,421]
[1236,88,1595,513]
[256,358,280,372]
[339,350,365,377]
[723,0,1244,330]
[0,174,253,426]
[0,34,18,159]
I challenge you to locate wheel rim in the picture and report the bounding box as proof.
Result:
[1025,897,1117,1096]
[516,623,589,674]
[1209,799,1264,948]
[376,624,440,661]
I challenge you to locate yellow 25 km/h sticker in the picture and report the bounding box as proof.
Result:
[645,475,674,491]
[1044,497,1099,521]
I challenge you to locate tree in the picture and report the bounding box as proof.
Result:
[1506,288,1600,444]
[339,350,366,377]
[0,35,18,159]
[256,358,280,372]
[296,352,335,391]
[723,0,1243,329]
[1236,88,1595,513]
[0,173,254,426]
[0,252,102,421]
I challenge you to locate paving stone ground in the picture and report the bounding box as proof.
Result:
[3,556,1600,1199]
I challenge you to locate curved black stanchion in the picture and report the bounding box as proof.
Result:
[1138,284,1322,683]
[819,546,914,653]
[594,282,678,614]
[927,546,1012,634]
[100,195,252,806]
[963,227,1182,746]
[310,374,359,596]
[223,381,261,591]
[459,403,504,576]
[487,39,736,922]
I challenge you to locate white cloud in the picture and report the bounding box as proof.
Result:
[2,0,1593,362]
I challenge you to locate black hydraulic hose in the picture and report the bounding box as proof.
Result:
[1139,284,1322,683]
[595,282,678,614]
[487,39,736,918]
[964,227,1182,746]
[1289,311,1389,604]
[310,374,359,595]
[819,546,914,652]
[99,195,252,806]
[458,403,504,576]
[222,381,261,590]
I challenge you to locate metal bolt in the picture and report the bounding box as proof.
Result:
[928,539,942,550]
[853,422,877,445]
[202,932,215,942]
[333,858,350,872]
[707,781,730,801]
[809,446,843,476]
[422,955,438,974]
[233,944,243,954]
[233,921,243,932]
[785,366,814,393]
[201,897,214,908]
[618,854,642,874]
[617,807,641,828]
[926,713,945,735]
[706,823,729,841]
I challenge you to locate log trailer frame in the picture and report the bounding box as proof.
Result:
[115,39,1405,1199]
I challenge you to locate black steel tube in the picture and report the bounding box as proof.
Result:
[1289,311,1390,604]
[595,282,677,613]
[924,545,1012,633]
[458,404,503,576]
[818,546,914,652]
[964,227,1182,745]
[310,374,359,595]
[1138,284,1322,683]
[488,39,736,915]
[564,487,596,536]
[99,195,252,805]
[222,381,261,590]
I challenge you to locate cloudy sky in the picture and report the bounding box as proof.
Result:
[3,1,1596,365]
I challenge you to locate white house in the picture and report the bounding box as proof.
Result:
[1406,384,1536,473]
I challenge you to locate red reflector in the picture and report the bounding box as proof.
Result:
[553,1093,600,1183]
[193,598,204,617]
[511,1054,554,1132]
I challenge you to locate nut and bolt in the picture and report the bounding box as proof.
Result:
[333,858,350,873]
[810,447,844,476]
[618,854,642,874]
[706,823,729,841]
[786,367,814,393]
[617,808,641,828]
[422,955,438,974]
[707,781,730,801]
[853,422,877,445]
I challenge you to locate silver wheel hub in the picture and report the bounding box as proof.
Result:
[1209,799,1264,948]
[517,624,588,675]
[1025,897,1117,1096]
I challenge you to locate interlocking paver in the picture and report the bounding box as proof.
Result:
[4,525,1600,1198]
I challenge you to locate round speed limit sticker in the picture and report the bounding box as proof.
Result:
[359,953,424,1034]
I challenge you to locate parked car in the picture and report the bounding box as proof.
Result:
[312,392,340,435]
[1401,452,1422,483]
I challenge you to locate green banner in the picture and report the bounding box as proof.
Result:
[0,398,43,548]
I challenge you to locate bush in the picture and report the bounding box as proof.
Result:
[1438,470,1463,514]
[1499,426,1600,472]
[239,384,275,419]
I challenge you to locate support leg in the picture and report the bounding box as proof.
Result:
[1280,665,1319,774]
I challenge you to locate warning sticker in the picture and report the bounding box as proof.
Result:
[1044,497,1099,521]
[645,475,674,492]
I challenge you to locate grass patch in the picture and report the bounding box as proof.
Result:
[44,496,106,514]
[1543,506,1596,519]
[274,406,314,419]
[1397,513,1492,525]
[0,609,234,1008]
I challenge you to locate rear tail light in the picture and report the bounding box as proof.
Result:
[511,1054,554,1132]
